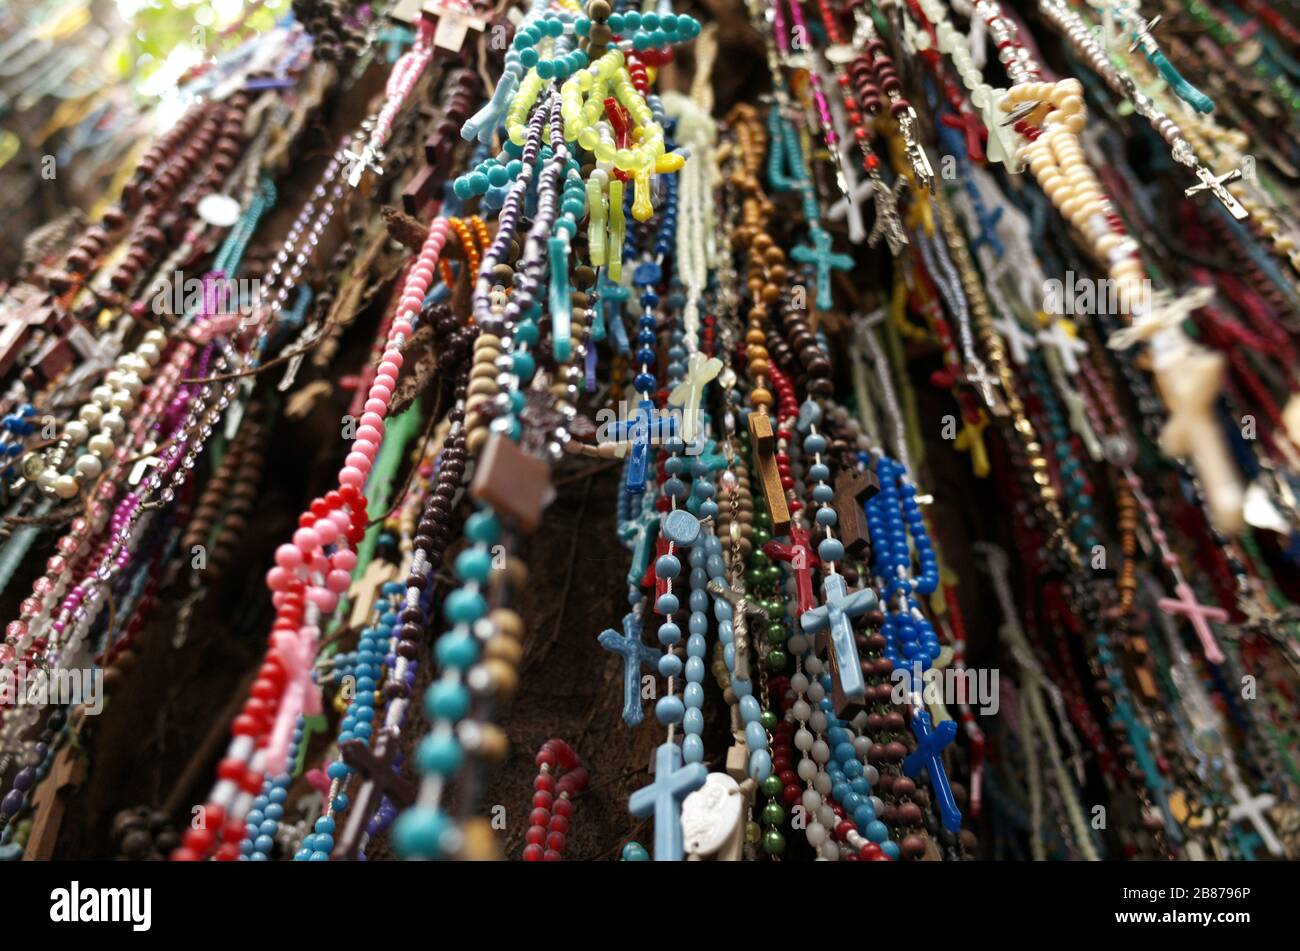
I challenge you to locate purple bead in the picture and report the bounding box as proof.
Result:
[1,789,24,816]
[13,767,36,792]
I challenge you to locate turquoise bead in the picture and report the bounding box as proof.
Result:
[418,734,463,775]
[393,806,449,858]
[443,587,487,624]
[465,509,500,544]
[425,681,470,720]
[436,631,479,670]
[454,547,493,583]
[512,349,536,380]
[621,840,649,861]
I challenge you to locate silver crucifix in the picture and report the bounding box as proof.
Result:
[706,578,770,681]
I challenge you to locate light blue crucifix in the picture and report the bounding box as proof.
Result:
[618,499,659,587]
[597,611,661,727]
[629,741,708,861]
[610,399,678,494]
[902,709,963,833]
[799,573,876,704]
[791,227,854,311]
[598,270,631,355]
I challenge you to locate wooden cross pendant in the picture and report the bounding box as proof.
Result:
[332,728,416,860]
[23,742,88,860]
[747,411,790,535]
[832,467,879,558]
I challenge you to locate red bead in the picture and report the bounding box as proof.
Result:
[549,814,569,834]
[553,797,574,818]
[522,843,545,861]
[783,784,802,807]
[543,849,563,861]
[529,807,551,827]
[546,831,566,852]
[526,825,547,846]
[534,773,556,793]
[532,790,554,810]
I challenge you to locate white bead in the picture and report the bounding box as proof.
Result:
[37,469,57,490]
[854,735,871,757]
[820,840,840,861]
[791,699,811,721]
[811,739,830,763]
[806,657,824,677]
[813,772,833,796]
[806,679,825,702]
[870,795,885,814]
[137,342,161,365]
[110,392,134,413]
[806,821,827,846]
[117,372,143,396]
[794,728,814,751]
[801,789,822,813]
[78,404,103,427]
[864,765,879,784]
[74,454,102,479]
[790,673,809,693]
[787,634,808,653]
[101,413,125,435]
[817,804,837,827]
[797,758,818,782]
[53,475,79,499]
[88,434,115,457]
[63,420,89,445]
[91,385,114,407]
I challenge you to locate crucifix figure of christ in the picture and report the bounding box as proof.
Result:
[629,741,708,861]
[799,572,878,708]
[1184,164,1248,220]
[333,727,416,860]
[597,611,661,727]
[762,523,820,615]
[706,576,769,682]
[903,708,963,833]
[961,360,1008,417]
[1158,581,1228,666]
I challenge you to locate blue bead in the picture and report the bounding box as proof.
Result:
[657,622,682,645]
[683,682,704,707]
[418,735,463,776]
[655,695,685,725]
[465,510,500,544]
[683,707,704,735]
[744,721,767,750]
[684,656,705,682]
[739,694,761,723]
[393,806,449,858]
[443,588,486,624]
[655,554,681,579]
[425,681,470,721]
[657,653,683,678]
[436,632,479,670]
[748,749,772,780]
[866,820,890,843]
[817,538,845,562]
[682,734,705,763]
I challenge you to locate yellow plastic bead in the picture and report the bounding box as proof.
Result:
[655,151,685,174]
[632,165,654,221]
[594,139,615,163]
[578,126,600,151]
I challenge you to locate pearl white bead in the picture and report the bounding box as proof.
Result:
[53,475,79,499]
[797,758,818,782]
[790,673,809,693]
[801,789,822,813]
[813,772,833,796]
[78,404,103,427]
[88,434,115,457]
[791,699,811,721]
[100,413,125,435]
[110,392,135,413]
[63,420,89,445]
[811,739,830,763]
[74,454,102,479]
[91,385,114,407]
[37,469,57,490]
[794,728,813,751]
[806,821,827,846]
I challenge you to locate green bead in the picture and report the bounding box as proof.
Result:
[751,550,770,568]
[745,821,762,845]
[751,526,771,546]
[759,709,778,731]
[762,829,786,855]
[762,801,785,826]
[765,649,788,672]
[745,570,764,589]
[760,774,782,797]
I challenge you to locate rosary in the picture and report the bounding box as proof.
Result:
[0,0,1298,868]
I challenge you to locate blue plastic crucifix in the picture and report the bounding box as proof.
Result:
[791,227,853,311]
[629,741,707,861]
[799,573,877,704]
[598,270,631,355]
[903,709,963,833]
[610,399,678,493]
[597,612,661,727]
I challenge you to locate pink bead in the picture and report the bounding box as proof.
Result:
[330,509,352,532]
[325,569,351,593]
[339,465,366,488]
[331,549,358,572]
[0,644,14,664]
[400,295,424,313]
[293,527,321,552]
[314,518,339,545]
[6,620,28,640]
[374,372,398,392]
[356,425,383,444]
[378,360,401,379]
[266,567,294,591]
[391,320,414,338]
[412,265,434,285]
[355,440,378,461]
[364,399,387,417]
[345,451,371,472]
[381,350,403,369]
[369,384,392,403]
[308,588,339,612]
[360,412,386,434]
[275,544,304,569]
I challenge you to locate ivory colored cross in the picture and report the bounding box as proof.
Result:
[763,524,820,615]
[992,314,1037,365]
[706,577,769,681]
[1158,581,1228,665]
[629,741,708,861]
[598,612,661,727]
[961,361,1007,416]
[1106,285,1214,351]
[333,728,414,860]
[800,573,877,705]
[1036,319,1089,375]
[1227,779,1283,857]
[668,351,722,445]
[790,227,854,311]
[22,742,87,860]
[903,709,963,832]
